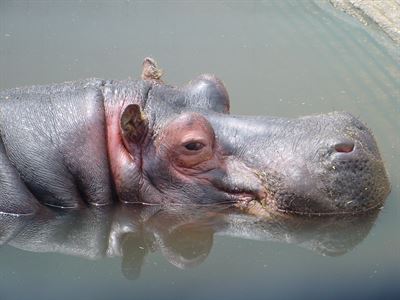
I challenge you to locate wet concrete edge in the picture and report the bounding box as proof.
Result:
[330,0,400,44]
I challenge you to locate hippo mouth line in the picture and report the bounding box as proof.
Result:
[276,203,383,216]
[232,197,385,216]
[229,185,386,216]
[224,191,258,203]
[218,181,267,204]
[273,198,386,216]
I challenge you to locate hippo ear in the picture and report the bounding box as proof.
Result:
[184,74,230,114]
[141,57,163,83]
[120,104,148,143]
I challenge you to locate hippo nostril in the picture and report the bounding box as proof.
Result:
[334,141,355,153]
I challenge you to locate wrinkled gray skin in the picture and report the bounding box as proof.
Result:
[0,61,391,216]
[0,205,380,279]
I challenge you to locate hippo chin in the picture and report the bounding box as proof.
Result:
[0,58,390,216]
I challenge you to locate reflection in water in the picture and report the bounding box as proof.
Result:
[0,204,380,280]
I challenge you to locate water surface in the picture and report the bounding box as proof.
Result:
[0,1,399,299]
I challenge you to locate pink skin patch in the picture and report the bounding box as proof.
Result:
[105,104,137,196]
[155,113,217,173]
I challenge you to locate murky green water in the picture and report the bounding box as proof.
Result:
[0,1,399,300]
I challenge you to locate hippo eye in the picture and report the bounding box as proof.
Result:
[184,142,205,151]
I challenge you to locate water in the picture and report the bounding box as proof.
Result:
[0,1,399,299]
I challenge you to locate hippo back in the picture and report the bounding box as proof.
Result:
[0,79,114,210]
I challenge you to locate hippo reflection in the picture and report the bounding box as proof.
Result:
[0,58,390,216]
[0,205,380,279]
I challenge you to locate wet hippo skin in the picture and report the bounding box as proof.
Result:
[0,58,391,216]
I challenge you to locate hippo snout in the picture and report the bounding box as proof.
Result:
[223,112,391,215]
[322,135,390,214]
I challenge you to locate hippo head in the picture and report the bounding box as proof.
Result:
[110,62,390,216]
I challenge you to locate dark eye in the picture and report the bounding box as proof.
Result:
[184,142,205,151]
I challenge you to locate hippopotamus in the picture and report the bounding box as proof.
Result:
[0,58,391,216]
